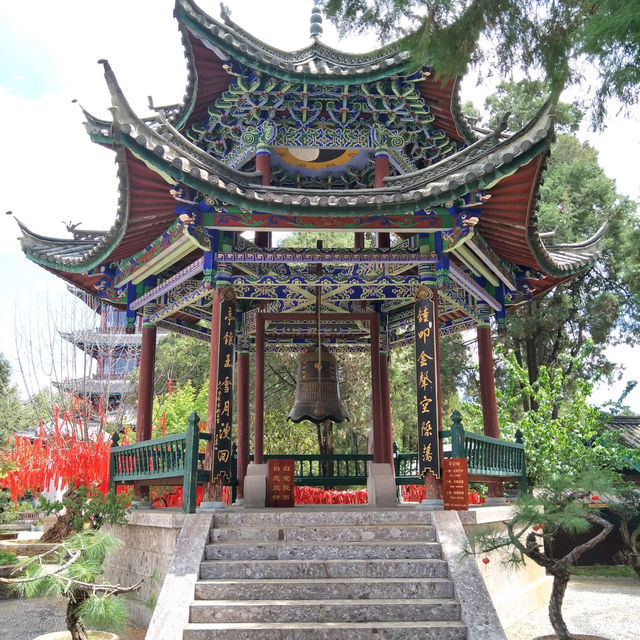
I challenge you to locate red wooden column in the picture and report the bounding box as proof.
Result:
[236,338,250,498]
[135,280,157,500]
[477,324,504,498]
[379,351,394,465]
[255,146,271,249]
[370,315,384,463]
[254,313,265,464]
[136,278,158,444]
[375,148,391,251]
[136,323,156,443]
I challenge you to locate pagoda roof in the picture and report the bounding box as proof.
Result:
[17,63,604,300]
[168,0,474,143]
[13,1,606,326]
[54,377,133,397]
[59,330,143,359]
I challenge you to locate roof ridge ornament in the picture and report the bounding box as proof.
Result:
[310,0,323,41]
[219,2,231,24]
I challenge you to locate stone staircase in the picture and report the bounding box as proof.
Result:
[183,508,467,639]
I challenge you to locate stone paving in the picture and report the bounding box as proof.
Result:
[504,576,640,640]
[0,595,146,640]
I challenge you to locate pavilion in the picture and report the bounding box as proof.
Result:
[15,0,604,502]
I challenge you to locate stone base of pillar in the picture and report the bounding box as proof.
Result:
[416,498,444,510]
[366,462,397,506]
[484,496,508,506]
[197,501,228,512]
[244,463,268,508]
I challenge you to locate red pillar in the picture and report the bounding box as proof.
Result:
[236,349,250,498]
[370,315,384,463]
[136,324,156,443]
[478,325,503,498]
[375,150,390,250]
[134,317,156,500]
[255,149,271,249]
[379,352,394,465]
[254,313,265,464]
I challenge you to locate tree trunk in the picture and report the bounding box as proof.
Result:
[66,588,89,640]
[40,515,74,544]
[548,567,571,640]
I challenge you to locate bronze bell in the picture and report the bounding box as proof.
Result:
[288,345,349,424]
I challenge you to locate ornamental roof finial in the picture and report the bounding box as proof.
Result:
[310,0,323,41]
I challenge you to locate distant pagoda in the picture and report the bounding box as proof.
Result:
[56,288,142,425]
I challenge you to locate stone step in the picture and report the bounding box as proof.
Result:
[189,598,461,624]
[212,508,432,528]
[204,540,442,561]
[200,557,449,580]
[183,620,467,640]
[210,523,436,543]
[195,577,454,600]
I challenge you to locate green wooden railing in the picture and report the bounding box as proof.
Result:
[109,411,211,513]
[262,453,373,486]
[441,410,527,494]
[109,410,527,510]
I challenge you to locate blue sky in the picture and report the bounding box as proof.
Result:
[0,0,638,412]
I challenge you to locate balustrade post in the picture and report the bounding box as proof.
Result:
[449,410,465,459]
[183,411,200,514]
[108,432,119,492]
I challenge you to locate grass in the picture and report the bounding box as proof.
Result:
[571,564,636,578]
[0,549,18,565]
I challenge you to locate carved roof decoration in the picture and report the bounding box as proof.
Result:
[89,60,555,217]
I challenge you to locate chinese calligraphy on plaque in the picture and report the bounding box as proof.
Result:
[443,458,469,510]
[213,289,236,480]
[415,287,440,478]
[267,458,295,507]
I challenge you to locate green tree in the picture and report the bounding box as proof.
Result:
[0,352,42,445]
[467,470,616,640]
[153,334,210,394]
[152,379,209,436]
[1,530,140,640]
[323,0,640,127]
[463,347,639,486]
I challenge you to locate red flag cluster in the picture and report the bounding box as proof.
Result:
[1,417,111,504]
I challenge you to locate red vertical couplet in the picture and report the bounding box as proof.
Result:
[236,351,250,498]
[212,289,236,480]
[414,286,441,479]
[254,313,265,464]
[370,315,384,463]
[136,324,157,443]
